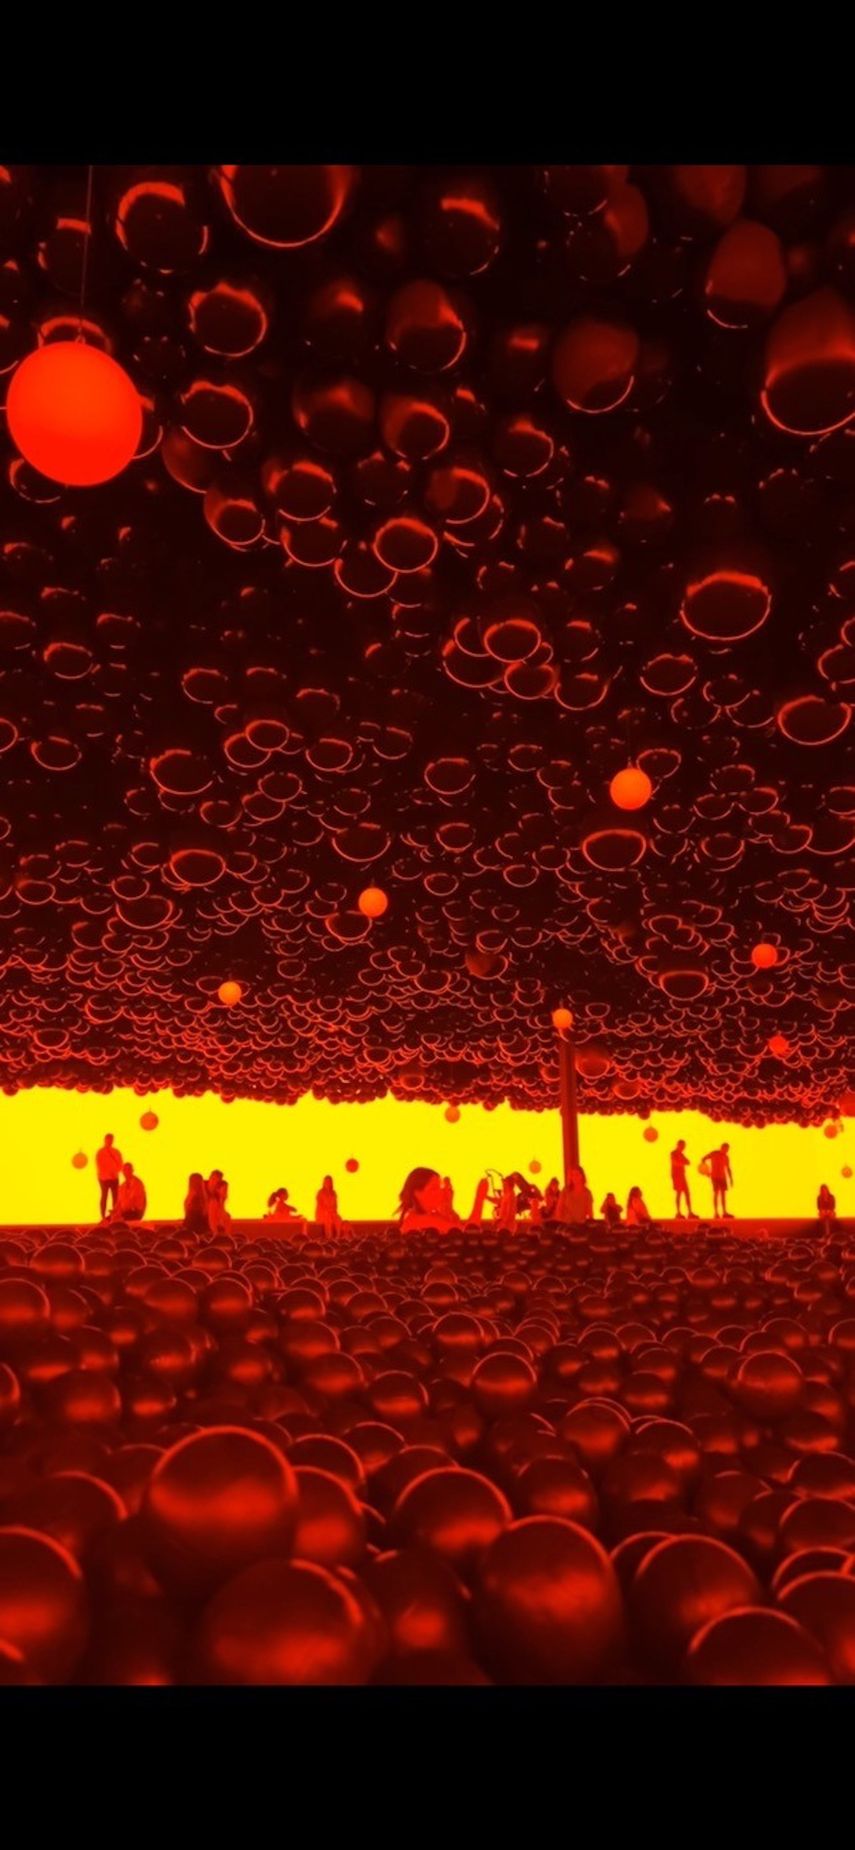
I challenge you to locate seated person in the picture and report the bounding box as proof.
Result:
[600,1191,622,1229]
[400,1167,490,1234]
[115,1162,146,1222]
[558,1168,594,1223]
[265,1186,302,1223]
[626,1185,651,1226]
[543,1177,560,1219]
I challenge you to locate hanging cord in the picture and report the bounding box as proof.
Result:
[76,163,95,337]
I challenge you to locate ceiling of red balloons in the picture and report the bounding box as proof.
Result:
[0,162,852,1125]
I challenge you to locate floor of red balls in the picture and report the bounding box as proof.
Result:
[1,1218,855,1687]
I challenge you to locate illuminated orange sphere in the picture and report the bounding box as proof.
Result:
[357,885,388,920]
[751,942,779,969]
[609,765,653,810]
[217,981,243,1007]
[824,1123,839,1139]
[139,1111,159,1131]
[842,1166,852,1179]
[345,1157,359,1173]
[445,1105,460,1124]
[7,341,142,486]
[551,1007,574,1031]
[643,1126,659,1143]
[768,1034,790,1057]
[529,1160,542,1174]
[71,1152,88,1170]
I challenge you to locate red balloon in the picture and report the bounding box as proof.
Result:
[686,1607,831,1685]
[778,1572,855,1682]
[0,1526,89,1681]
[7,342,142,486]
[141,1426,298,1594]
[292,1466,366,1569]
[364,1547,471,1660]
[630,1535,760,1673]
[391,1467,511,1579]
[474,1516,624,1684]
[195,1559,377,1685]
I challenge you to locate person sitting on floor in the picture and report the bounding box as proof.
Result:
[600,1191,622,1229]
[265,1186,302,1223]
[115,1161,146,1222]
[399,1167,490,1234]
[626,1184,651,1227]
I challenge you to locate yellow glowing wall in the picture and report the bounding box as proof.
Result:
[0,1089,849,1224]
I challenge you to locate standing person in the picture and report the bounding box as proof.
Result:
[817,1183,836,1234]
[600,1191,622,1229]
[702,1143,733,1219]
[206,1170,231,1234]
[559,1167,593,1224]
[670,1138,694,1219]
[543,1177,560,1220]
[116,1162,146,1222]
[95,1133,123,1221]
[315,1175,342,1235]
[182,1173,209,1236]
[626,1185,651,1227]
[495,1174,518,1231]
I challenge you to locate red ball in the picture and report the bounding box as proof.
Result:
[7,341,141,486]
[560,1401,629,1476]
[686,1607,831,1685]
[195,1559,377,1684]
[475,1515,624,1683]
[392,1467,511,1580]
[778,1573,855,1682]
[777,1496,855,1558]
[471,1351,538,1418]
[141,1426,298,1594]
[3,1472,125,1563]
[0,1526,89,1681]
[630,1535,760,1674]
[730,1350,804,1420]
[292,1467,366,1569]
[364,1547,471,1660]
[513,1456,599,1530]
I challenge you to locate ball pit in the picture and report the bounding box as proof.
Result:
[1,1215,855,1684]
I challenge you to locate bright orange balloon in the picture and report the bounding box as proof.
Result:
[140,1111,159,1131]
[842,1166,853,1179]
[609,766,653,810]
[643,1126,658,1142]
[71,1152,87,1170]
[7,342,142,486]
[357,886,388,920]
[768,1034,790,1057]
[551,1008,574,1031]
[751,942,779,970]
[218,981,243,1007]
[445,1106,460,1124]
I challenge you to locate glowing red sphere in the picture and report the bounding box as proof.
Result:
[139,1111,159,1131]
[217,981,243,1007]
[551,1008,574,1031]
[357,885,388,920]
[7,342,142,486]
[609,766,653,810]
[751,942,779,970]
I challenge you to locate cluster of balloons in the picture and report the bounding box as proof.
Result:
[1,1210,855,1684]
[0,165,850,1126]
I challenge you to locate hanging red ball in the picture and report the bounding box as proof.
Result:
[139,1111,159,1131]
[751,942,779,969]
[7,342,142,486]
[357,886,388,920]
[609,766,653,810]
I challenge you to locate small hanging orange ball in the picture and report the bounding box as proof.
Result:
[768,1034,790,1057]
[842,1166,853,1180]
[217,981,243,1007]
[751,942,779,969]
[529,1160,542,1175]
[551,1008,574,1031]
[609,765,653,810]
[71,1152,88,1171]
[824,1123,839,1139]
[7,341,142,487]
[345,1157,359,1173]
[357,886,388,920]
[140,1111,159,1131]
[643,1126,659,1143]
[445,1106,460,1124]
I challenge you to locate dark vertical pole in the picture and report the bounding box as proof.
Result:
[558,1033,580,1182]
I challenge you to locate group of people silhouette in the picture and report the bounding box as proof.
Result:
[95,1135,147,1222]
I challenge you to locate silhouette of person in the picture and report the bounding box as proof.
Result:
[183,1173,209,1236]
[817,1183,836,1232]
[439,1177,455,1217]
[495,1175,518,1230]
[670,1138,693,1218]
[95,1133,123,1220]
[206,1170,231,1234]
[266,1186,301,1223]
[315,1175,341,1235]
[626,1185,651,1226]
[702,1143,733,1218]
[116,1161,146,1222]
[600,1191,622,1229]
[543,1177,560,1220]
[399,1167,490,1234]
[559,1167,593,1224]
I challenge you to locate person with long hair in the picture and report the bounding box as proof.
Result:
[543,1176,560,1220]
[315,1175,342,1235]
[558,1167,593,1224]
[206,1170,231,1234]
[600,1191,622,1229]
[817,1183,836,1233]
[265,1186,301,1224]
[399,1167,490,1234]
[626,1184,651,1227]
[183,1172,209,1236]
